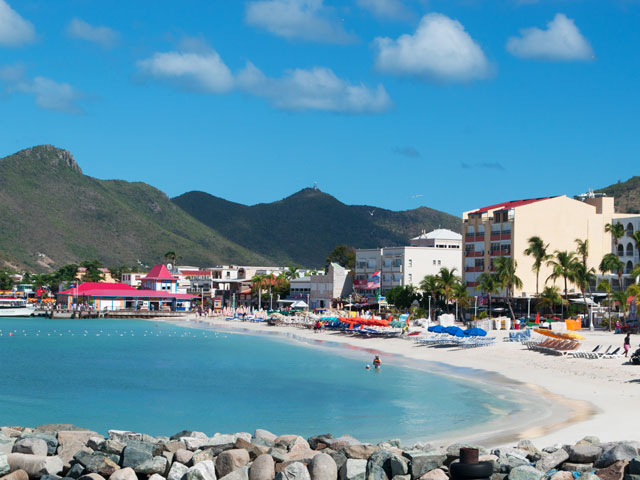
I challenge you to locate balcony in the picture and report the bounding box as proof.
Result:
[466,281,478,287]
[465,266,484,273]
[464,251,485,257]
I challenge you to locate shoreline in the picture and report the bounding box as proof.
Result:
[157,315,618,447]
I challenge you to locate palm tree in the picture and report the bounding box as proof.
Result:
[600,253,625,291]
[630,231,640,260]
[453,282,470,322]
[575,238,589,267]
[597,280,613,331]
[436,267,459,312]
[571,261,596,329]
[537,286,563,316]
[477,272,499,318]
[251,274,267,309]
[545,250,577,318]
[612,289,630,325]
[493,257,522,321]
[419,274,440,320]
[523,236,550,295]
[284,266,300,280]
[605,222,625,251]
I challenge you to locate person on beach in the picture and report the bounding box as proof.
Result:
[616,320,621,333]
[373,355,381,369]
[624,333,631,357]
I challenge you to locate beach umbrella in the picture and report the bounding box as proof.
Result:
[464,327,487,337]
[535,312,540,324]
[428,325,445,333]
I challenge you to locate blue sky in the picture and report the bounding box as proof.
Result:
[1,0,639,217]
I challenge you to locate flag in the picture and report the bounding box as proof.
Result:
[368,272,381,289]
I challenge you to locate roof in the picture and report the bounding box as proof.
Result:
[57,282,193,299]
[179,270,213,277]
[412,228,462,241]
[469,197,556,215]
[142,264,176,281]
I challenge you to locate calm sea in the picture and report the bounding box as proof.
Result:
[0,317,524,443]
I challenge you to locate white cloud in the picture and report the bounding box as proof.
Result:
[67,18,119,49]
[137,50,234,93]
[13,76,84,114]
[0,0,36,46]
[245,0,354,43]
[237,62,391,113]
[356,0,411,20]
[373,13,491,83]
[506,13,594,61]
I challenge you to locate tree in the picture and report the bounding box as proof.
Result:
[597,280,613,331]
[600,253,625,291]
[477,272,499,318]
[0,271,13,290]
[575,238,589,267]
[387,285,420,310]
[436,267,459,312]
[453,282,470,321]
[523,236,550,295]
[537,286,563,316]
[109,265,132,281]
[251,274,267,309]
[326,245,356,270]
[419,274,439,320]
[493,257,522,321]
[612,289,630,324]
[630,231,640,259]
[284,266,300,280]
[605,222,625,250]
[545,250,577,318]
[571,261,596,329]
[81,260,105,283]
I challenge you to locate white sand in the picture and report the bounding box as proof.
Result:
[172,316,640,446]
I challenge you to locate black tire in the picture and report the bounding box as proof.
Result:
[450,461,493,479]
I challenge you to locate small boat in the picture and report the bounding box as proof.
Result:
[0,298,36,317]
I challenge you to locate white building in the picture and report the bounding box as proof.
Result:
[354,229,462,295]
[121,272,146,288]
[310,263,353,310]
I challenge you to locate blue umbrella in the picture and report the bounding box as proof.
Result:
[428,325,445,333]
[444,326,464,335]
[465,327,487,337]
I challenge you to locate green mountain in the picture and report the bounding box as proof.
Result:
[0,145,271,271]
[172,188,461,267]
[596,177,640,213]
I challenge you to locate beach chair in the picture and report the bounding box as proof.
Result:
[603,347,621,358]
[568,344,601,359]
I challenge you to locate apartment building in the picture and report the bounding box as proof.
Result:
[462,195,618,297]
[354,229,462,295]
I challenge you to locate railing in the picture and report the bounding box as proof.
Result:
[465,251,485,257]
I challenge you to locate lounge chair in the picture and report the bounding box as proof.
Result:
[603,347,621,358]
[568,344,601,359]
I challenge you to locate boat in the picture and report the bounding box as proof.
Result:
[0,298,36,317]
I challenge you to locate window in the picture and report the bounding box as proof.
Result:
[628,223,634,236]
[627,243,634,257]
[383,259,391,267]
[357,261,366,269]
[438,260,441,265]
[433,260,436,265]
[392,259,402,267]
[490,242,500,252]
[368,260,377,268]
[408,259,412,267]
[408,274,412,282]
[618,244,624,256]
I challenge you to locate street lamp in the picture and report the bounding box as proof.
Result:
[474,296,478,318]
[427,295,432,323]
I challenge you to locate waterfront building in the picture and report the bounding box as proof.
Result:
[461,195,631,297]
[141,264,178,293]
[310,263,353,310]
[76,267,114,283]
[354,229,462,295]
[120,272,146,288]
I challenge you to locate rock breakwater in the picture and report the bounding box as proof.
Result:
[0,426,639,480]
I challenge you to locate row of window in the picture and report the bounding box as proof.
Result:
[618,243,638,257]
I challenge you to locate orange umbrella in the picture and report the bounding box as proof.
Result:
[535,312,540,324]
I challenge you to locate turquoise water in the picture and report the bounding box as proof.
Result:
[0,318,521,442]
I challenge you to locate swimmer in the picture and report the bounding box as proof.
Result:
[373,355,381,369]
[365,365,371,370]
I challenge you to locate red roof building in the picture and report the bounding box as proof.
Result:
[141,264,178,293]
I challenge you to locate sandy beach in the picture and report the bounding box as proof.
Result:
[170,315,639,447]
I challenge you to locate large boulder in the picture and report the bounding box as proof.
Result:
[366,451,408,480]
[101,440,126,456]
[0,435,16,455]
[340,459,367,480]
[187,460,217,480]
[58,432,100,449]
[149,474,166,480]
[249,454,275,480]
[1,470,29,480]
[219,466,249,480]
[108,467,138,480]
[309,454,337,480]
[1,453,10,476]
[275,462,310,480]
[418,469,447,480]
[192,450,216,465]
[78,473,106,480]
[535,449,569,472]
[18,434,57,456]
[596,444,639,468]
[509,466,543,480]
[235,438,269,460]
[107,432,142,444]
[561,463,593,473]
[254,431,277,445]
[12,438,49,457]
[567,445,603,464]
[308,436,333,451]
[6,453,63,478]
[164,441,187,454]
[175,449,195,465]
[549,472,573,480]
[168,463,190,480]
[596,460,628,480]
[67,462,86,479]
[135,456,168,475]
[402,452,446,480]
[216,450,250,478]
[183,439,207,452]
[325,437,362,451]
[121,446,152,469]
[630,458,640,475]
[343,446,379,460]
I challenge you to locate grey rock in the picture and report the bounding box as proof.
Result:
[172,432,195,441]
[6,453,64,478]
[562,463,594,473]
[402,452,446,480]
[78,474,106,480]
[392,475,410,480]
[135,456,168,475]
[340,460,367,480]
[187,460,217,480]
[13,438,49,457]
[122,446,153,469]
[624,475,640,480]
[108,432,142,444]
[309,453,338,480]
[83,455,120,477]
[509,466,543,480]
[630,458,640,475]
[175,449,195,465]
[328,451,348,473]
[596,460,628,480]
[308,435,333,451]
[220,466,249,480]
[167,462,189,480]
[149,474,166,480]
[567,445,603,464]
[40,475,61,480]
[498,453,529,473]
[1,453,10,476]
[268,448,288,463]
[366,451,407,480]
[216,449,250,478]
[343,446,379,460]
[579,437,601,446]
[579,474,601,480]
[101,440,126,456]
[0,435,15,455]
[596,445,639,468]
[536,449,569,472]
[249,454,275,480]
[275,462,311,480]
[254,430,277,444]
[67,463,85,479]
[165,441,188,454]
[446,444,488,458]
[168,463,190,480]
[193,449,216,465]
[19,433,58,456]
[108,467,138,480]
[87,438,106,452]
[183,438,207,452]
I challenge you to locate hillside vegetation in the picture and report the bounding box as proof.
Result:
[596,177,640,213]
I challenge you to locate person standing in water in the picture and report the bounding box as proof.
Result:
[373,355,382,369]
